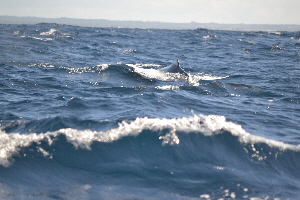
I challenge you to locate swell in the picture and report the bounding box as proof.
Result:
[1,114,300,168]
[1,115,300,198]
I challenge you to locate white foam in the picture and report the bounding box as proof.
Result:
[95,64,109,71]
[133,67,184,84]
[57,65,109,74]
[21,35,54,41]
[1,114,299,167]
[40,29,69,36]
[187,73,228,86]
[0,130,53,167]
[127,64,227,86]
[133,64,161,68]
[155,85,180,90]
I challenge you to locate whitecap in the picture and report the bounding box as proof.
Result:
[40,29,69,36]
[1,114,299,167]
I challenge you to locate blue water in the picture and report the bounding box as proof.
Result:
[1,23,300,199]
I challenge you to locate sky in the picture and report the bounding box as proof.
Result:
[1,0,300,24]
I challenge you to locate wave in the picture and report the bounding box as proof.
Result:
[1,114,299,168]
[20,28,72,41]
[25,62,228,89]
[40,28,69,36]
[2,114,300,198]
[127,64,228,86]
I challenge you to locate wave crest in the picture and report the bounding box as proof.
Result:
[1,114,299,167]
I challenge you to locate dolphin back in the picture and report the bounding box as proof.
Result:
[160,60,188,76]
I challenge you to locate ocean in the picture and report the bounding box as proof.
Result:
[0,23,300,199]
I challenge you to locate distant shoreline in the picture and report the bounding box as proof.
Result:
[1,16,300,31]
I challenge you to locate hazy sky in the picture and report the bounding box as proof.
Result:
[1,0,300,24]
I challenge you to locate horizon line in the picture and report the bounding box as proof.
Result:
[1,15,300,26]
[1,15,300,31]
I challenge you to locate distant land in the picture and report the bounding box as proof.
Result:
[1,16,300,31]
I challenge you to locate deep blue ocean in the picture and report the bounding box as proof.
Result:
[1,23,300,199]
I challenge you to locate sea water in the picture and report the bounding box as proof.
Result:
[0,23,300,199]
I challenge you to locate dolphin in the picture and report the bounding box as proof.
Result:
[160,60,188,77]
